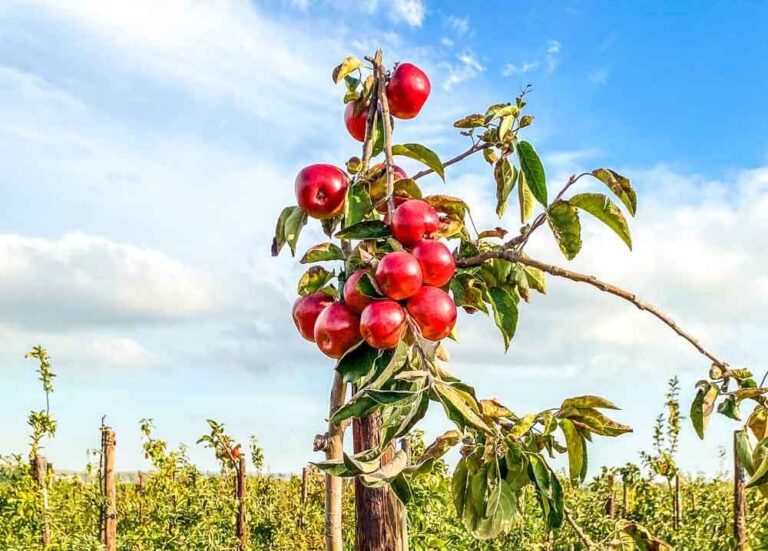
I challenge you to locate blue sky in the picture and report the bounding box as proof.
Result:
[1,0,767,478]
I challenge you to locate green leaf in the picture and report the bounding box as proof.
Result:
[371,113,385,158]
[569,193,632,249]
[590,168,637,216]
[329,394,379,426]
[453,114,485,128]
[434,382,491,434]
[297,266,333,296]
[559,419,586,484]
[332,56,362,83]
[746,446,768,488]
[690,381,719,439]
[717,395,741,421]
[336,342,378,385]
[362,341,409,390]
[517,171,536,223]
[355,272,382,298]
[271,206,307,257]
[735,429,755,474]
[390,473,412,505]
[425,195,469,219]
[566,408,632,437]
[379,392,429,448]
[335,220,390,240]
[360,450,409,487]
[748,406,768,441]
[485,286,518,351]
[516,141,547,206]
[508,413,536,438]
[452,459,470,518]
[494,158,518,218]
[392,143,445,182]
[484,103,519,123]
[547,200,581,260]
[407,430,461,475]
[498,115,514,140]
[344,183,372,226]
[300,242,345,264]
[561,395,620,411]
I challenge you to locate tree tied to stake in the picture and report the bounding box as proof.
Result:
[272,49,765,547]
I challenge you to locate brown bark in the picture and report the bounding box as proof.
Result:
[733,431,747,550]
[673,474,682,529]
[101,427,117,551]
[236,455,249,550]
[31,454,51,548]
[353,414,405,551]
[322,371,347,551]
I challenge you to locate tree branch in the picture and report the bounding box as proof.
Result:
[411,142,491,181]
[564,507,598,549]
[457,249,729,369]
[373,50,396,219]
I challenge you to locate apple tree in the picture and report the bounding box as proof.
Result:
[272,50,760,551]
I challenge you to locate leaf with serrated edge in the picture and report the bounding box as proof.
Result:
[547,200,581,260]
[435,382,491,433]
[590,168,637,216]
[300,242,345,264]
[561,395,620,411]
[569,193,632,249]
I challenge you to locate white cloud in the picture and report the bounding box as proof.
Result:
[444,14,469,36]
[546,39,561,73]
[502,61,539,76]
[389,0,425,27]
[441,50,485,90]
[0,233,219,328]
[441,37,454,48]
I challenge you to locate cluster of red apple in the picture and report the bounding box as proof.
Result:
[292,61,456,359]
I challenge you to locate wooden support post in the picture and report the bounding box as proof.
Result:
[299,466,309,529]
[236,454,249,550]
[622,483,629,517]
[31,454,51,548]
[673,473,682,529]
[353,414,405,551]
[101,427,117,551]
[733,431,747,550]
[605,472,615,518]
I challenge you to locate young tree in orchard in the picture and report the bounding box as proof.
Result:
[272,50,766,550]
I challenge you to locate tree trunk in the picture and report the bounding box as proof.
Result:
[32,454,51,548]
[353,414,405,551]
[733,431,747,550]
[236,455,249,550]
[605,472,615,518]
[101,428,117,551]
[673,473,682,529]
[622,483,629,517]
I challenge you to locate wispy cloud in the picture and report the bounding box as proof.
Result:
[441,49,485,90]
[390,0,425,27]
[444,14,470,36]
[502,61,539,76]
[546,39,561,73]
[589,68,609,85]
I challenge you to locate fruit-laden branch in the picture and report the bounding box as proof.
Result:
[457,249,730,370]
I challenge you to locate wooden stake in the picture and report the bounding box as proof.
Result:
[236,454,249,550]
[673,474,682,529]
[733,431,747,550]
[31,454,51,548]
[101,427,117,551]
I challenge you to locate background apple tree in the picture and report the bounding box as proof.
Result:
[272,50,765,551]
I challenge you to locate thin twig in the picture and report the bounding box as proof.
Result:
[564,507,598,549]
[373,50,396,219]
[411,142,491,180]
[457,249,729,369]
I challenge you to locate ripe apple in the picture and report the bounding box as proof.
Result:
[411,240,456,287]
[343,269,374,314]
[391,199,439,246]
[386,62,431,119]
[375,251,423,300]
[314,302,362,359]
[295,164,349,219]
[407,286,457,341]
[344,101,367,142]
[360,300,406,349]
[292,291,335,341]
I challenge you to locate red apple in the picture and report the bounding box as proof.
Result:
[375,251,422,300]
[344,101,367,142]
[295,164,349,219]
[360,300,406,349]
[386,62,431,120]
[343,269,374,314]
[391,199,439,246]
[407,286,457,341]
[411,240,456,287]
[292,292,335,341]
[313,302,362,359]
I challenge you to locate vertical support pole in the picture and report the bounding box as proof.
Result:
[236,454,249,550]
[137,471,145,523]
[622,483,628,517]
[733,431,747,550]
[101,427,117,551]
[32,454,51,548]
[299,467,309,529]
[605,472,616,518]
[673,473,682,529]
